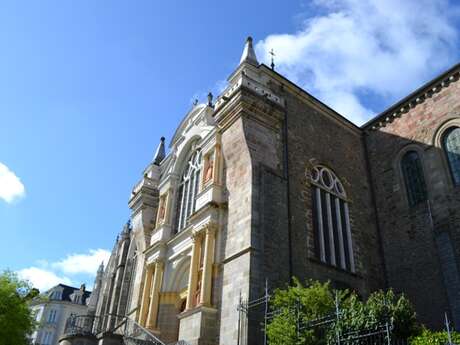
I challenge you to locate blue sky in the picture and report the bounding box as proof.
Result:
[1,0,460,291]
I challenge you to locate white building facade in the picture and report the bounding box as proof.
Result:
[30,284,91,345]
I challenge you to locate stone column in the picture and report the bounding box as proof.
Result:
[146,260,164,330]
[186,233,202,310]
[139,265,154,326]
[199,226,216,306]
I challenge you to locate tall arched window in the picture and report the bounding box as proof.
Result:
[401,151,427,207]
[310,165,355,272]
[175,150,202,232]
[443,127,460,186]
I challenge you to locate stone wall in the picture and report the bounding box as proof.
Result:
[216,83,293,344]
[157,303,179,343]
[365,75,460,329]
[218,115,254,345]
[217,80,387,344]
[274,80,386,297]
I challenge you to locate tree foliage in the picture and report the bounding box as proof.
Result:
[266,279,420,345]
[410,329,460,345]
[339,289,420,339]
[0,270,37,345]
[267,279,336,345]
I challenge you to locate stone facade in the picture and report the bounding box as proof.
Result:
[94,221,139,333]
[364,63,460,329]
[60,38,460,345]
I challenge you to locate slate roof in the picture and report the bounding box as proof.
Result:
[46,283,91,304]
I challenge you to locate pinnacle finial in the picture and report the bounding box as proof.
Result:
[207,92,213,107]
[239,36,258,66]
[153,136,166,165]
[122,219,131,236]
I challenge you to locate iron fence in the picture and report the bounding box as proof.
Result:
[236,282,408,345]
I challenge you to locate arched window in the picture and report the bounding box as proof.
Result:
[443,127,460,186]
[401,151,427,207]
[310,166,355,272]
[175,150,202,232]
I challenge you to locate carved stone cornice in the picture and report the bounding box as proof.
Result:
[129,177,159,216]
[214,70,285,133]
[193,222,218,238]
[215,70,284,110]
[215,89,284,133]
[143,240,167,258]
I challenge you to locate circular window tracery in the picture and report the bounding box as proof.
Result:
[310,165,347,199]
[308,164,355,272]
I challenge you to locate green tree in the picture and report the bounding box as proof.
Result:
[338,289,420,340]
[266,279,420,345]
[267,279,336,345]
[0,270,37,345]
[410,329,460,345]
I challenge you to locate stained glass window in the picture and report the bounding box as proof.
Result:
[310,166,355,272]
[443,127,460,186]
[401,151,427,207]
[175,150,202,232]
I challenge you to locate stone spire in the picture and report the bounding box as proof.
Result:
[87,261,105,314]
[153,137,166,165]
[121,219,131,239]
[239,36,258,66]
[97,261,104,274]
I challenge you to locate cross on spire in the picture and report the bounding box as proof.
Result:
[269,49,276,70]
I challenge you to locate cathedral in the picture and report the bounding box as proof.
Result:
[59,37,460,345]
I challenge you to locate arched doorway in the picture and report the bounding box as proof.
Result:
[157,257,190,343]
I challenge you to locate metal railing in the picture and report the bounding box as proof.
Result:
[63,314,100,336]
[62,313,190,345]
[121,317,166,345]
[237,282,409,345]
[94,313,126,334]
[339,323,407,345]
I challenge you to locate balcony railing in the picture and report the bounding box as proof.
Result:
[62,313,190,345]
[63,314,100,336]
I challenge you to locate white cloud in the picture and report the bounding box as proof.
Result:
[18,267,72,291]
[52,249,110,275]
[17,248,110,292]
[256,0,459,125]
[0,162,25,203]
